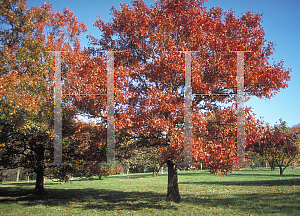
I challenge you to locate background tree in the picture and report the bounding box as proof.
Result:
[0,0,87,192]
[250,119,299,175]
[291,123,300,134]
[46,115,121,183]
[290,124,300,168]
[273,120,299,175]
[130,146,165,177]
[246,150,265,169]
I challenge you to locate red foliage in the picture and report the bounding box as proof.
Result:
[64,0,291,176]
[291,123,300,133]
[249,122,299,174]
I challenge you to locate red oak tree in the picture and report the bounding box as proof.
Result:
[58,0,291,203]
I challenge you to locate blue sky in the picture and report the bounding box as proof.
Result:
[27,0,300,127]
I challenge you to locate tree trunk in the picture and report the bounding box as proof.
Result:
[279,167,284,175]
[268,160,276,171]
[126,162,129,175]
[34,142,45,193]
[153,166,160,177]
[270,165,276,171]
[166,160,180,203]
[153,169,159,177]
[34,168,45,192]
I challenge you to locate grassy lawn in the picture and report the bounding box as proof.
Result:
[1,167,300,215]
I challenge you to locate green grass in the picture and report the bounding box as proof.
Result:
[1,167,300,215]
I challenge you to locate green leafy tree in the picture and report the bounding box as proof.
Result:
[130,146,165,176]
[0,0,87,192]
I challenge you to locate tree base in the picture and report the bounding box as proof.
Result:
[166,160,181,203]
[33,187,46,195]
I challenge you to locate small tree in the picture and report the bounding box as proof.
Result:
[130,146,165,177]
[273,120,299,175]
[247,150,265,169]
[250,120,299,175]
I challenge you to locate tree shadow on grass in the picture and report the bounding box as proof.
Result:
[182,191,300,215]
[0,181,61,187]
[0,187,177,211]
[229,172,300,178]
[111,173,158,179]
[0,182,36,187]
[68,173,157,181]
[1,182,300,215]
[0,187,34,198]
[180,178,300,186]
[177,169,300,177]
[178,171,210,177]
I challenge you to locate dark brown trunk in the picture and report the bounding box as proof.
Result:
[166,160,180,203]
[279,167,284,175]
[34,168,44,192]
[268,160,276,171]
[34,142,45,193]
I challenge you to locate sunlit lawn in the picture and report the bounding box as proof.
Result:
[1,167,300,215]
